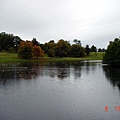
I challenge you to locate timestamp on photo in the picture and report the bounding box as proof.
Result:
[104,106,120,112]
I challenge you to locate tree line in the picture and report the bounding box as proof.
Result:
[0,32,106,59]
[0,32,21,52]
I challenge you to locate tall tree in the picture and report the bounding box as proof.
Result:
[103,38,120,65]
[90,45,97,52]
[0,32,21,52]
[32,38,40,46]
[55,39,70,57]
[47,40,56,50]
[41,43,48,54]
[98,48,106,52]
[48,49,55,57]
[73,39,81,45]
[85,45,90,55]
[98,48,102,52]
[33,45,44,58]
[18,41,33,59]
[13,36,22,52]
[70,44,85,57]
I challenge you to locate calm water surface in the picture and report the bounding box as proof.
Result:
[0,61,120,120]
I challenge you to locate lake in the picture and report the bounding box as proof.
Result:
[0,60,120,120]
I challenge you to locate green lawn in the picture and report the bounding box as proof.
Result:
[0,52,105,63]
[84,52,105,60]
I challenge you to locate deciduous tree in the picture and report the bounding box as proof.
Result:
[55,39,70,57]
[48,49,55,57]
[90,45,97,52]
[33,45,44,58]
[70,44,85,57]
[0,32,21,52]
[73,39,81,45]
[18,41,33,59]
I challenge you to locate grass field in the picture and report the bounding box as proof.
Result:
[0,52,105,63]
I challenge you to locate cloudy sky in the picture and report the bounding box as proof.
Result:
[0,0,120,48]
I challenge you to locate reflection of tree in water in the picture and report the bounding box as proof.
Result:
[71,61,82,79]
[83,61,97,75]
[0,62,44,85]
[15,62,41,80]
[49,62,70,80]
[57,68,69,79]
[85,62,90,75]
[0,70,18,85]
[102,66,120,90]
[0,61,99,82]
[47,61,83,80]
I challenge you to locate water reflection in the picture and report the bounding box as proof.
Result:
[0,62,40,82]
[80,61,98,76]
[0,61,102,83]
[1,61,120,120]
[49,62,70,79]
[102,66,120,90]
[71,61,82,79]
[0,61,84,82]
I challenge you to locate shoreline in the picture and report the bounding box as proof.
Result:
[0,57,103,63]
[0,52,104,63]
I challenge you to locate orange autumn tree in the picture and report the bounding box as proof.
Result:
[33,45,45,59]
[18,40,45,59]
[18,41,33,59]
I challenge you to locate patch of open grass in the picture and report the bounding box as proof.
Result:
[84,52,105,60]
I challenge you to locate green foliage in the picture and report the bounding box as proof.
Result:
[0,32,21,52]
[48,49,55,57]
[8,47,15,53]
[41,40,56,54]
[73,39,81,45]
[90,45,97,52]
[48,40,56,49]
[85,45,90,55]
[0,32,106,60]
[55,39,70,57]
[70,44,85,57]
[98,48,106,52]
[41,43,49,54]
[103,38,120,65]
[13,36,21,52]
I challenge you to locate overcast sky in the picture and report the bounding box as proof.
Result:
[0,0,120,48]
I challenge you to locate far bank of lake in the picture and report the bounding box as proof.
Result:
[0,52,105,63]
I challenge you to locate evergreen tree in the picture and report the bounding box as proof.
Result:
[103,38,120,65]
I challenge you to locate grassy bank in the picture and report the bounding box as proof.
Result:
[0,52,105,63]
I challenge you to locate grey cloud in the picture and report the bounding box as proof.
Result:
[0,0,120,48]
